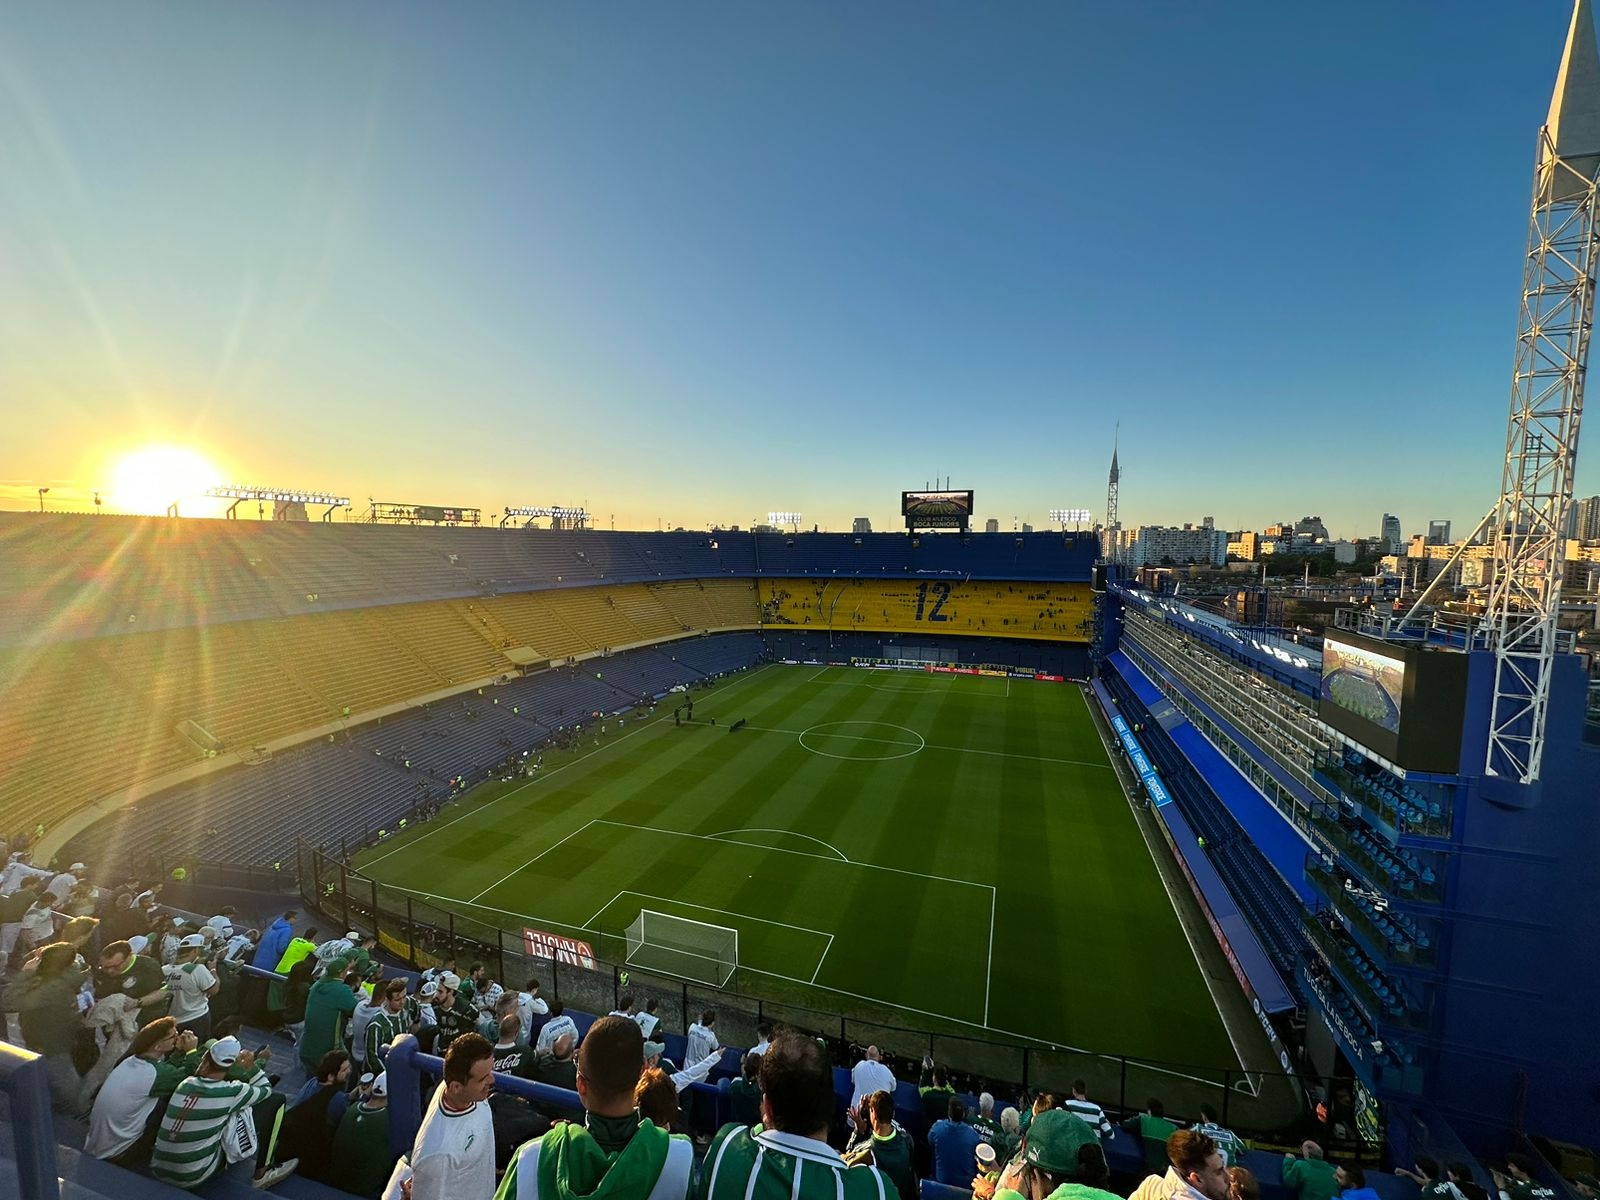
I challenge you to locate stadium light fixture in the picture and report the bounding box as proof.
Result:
[201,485,351,522]
[1049,507,1092,529]
[767,511,802,529]
[500,505,590,528]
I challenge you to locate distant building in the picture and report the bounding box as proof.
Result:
[1123,524,1228,567]
[1428,519,1452,546]
[1576,494,1600,541]
[1381,513,1404,555]
[1020,522,1034,533]
[1294,515,1330,541]
[984,518,1000,534]
[852,516,872,535]
[1227,531,1260,561]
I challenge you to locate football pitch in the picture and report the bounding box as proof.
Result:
[353,663,1240,1076]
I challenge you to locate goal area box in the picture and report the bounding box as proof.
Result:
[625,909,738,987]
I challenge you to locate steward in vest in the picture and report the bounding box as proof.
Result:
[698,1031,892,1200]
[497,1015,693,1200]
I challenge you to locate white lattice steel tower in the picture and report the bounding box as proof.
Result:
[1484,0,1600,783]
[1105,431,1120,564]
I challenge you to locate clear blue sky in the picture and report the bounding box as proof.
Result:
[1,0,1594,537]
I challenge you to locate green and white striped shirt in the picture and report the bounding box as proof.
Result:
[698,1125,890,1200]
[151,1068,272,1188]
[364,1007,410,1074]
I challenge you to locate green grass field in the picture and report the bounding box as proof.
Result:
[353,664,1238,1075]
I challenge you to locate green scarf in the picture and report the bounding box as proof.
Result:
[535,1117,671,1200]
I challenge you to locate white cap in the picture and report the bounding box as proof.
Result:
[69,862,86,871]
[419,981,439,997]
[178,933,206,949]
[359,1072,375,1086]
[128,935,149,954]
[439,972,461,989]
[370,1072,388,1097]
[345,931,360,941]
[208,1036,242,1067]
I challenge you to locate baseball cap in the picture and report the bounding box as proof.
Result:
[69,862,86,871]
[439,972,461,990]
[178,933,206,949]
[643,1040,666,1060]
[1022,1109,1098,1175]
[419,981,439,998]
[345,930,360,940]
[370,1072,388,1097]
[207,1037,242,1067]
[128,935,149,954]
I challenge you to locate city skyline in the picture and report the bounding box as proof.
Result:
[3,2,1599,535]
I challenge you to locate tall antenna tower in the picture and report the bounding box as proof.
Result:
[1484,0,1600,783]
[1105,426,1121,563]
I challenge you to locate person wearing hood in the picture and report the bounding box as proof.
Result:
[990,1109,1104,1200]
[1130,1130,1233,1200]
[497,1014,693,1200]
[252,911,297,972]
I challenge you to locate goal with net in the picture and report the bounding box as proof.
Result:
[624,909,739,987]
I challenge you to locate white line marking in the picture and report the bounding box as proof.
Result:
[358,665,777,871]
[984,886,995,1027]
[739,723,1112,770]
[811,933,834,985]
[798,721,926,761]
[469,818,599,903]
[1078,687,1253,1081]
[806,665,835,683]
[587,819,993,893]
[589,889,835,943]
[704,828,850,862]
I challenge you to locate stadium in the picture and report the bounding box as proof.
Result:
[4,4,1600,1200]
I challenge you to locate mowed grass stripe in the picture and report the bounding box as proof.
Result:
[354,665,1237,1070]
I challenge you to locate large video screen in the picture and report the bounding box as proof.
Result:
[1321,637,1407,734]
[902,490,974,529]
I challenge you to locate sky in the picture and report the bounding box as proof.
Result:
[2,0,1597,539]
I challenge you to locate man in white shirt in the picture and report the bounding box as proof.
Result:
[0,854,53,896]
[314,931,359,974]
[645,1038,724,1095]
[687,1010,719,1066]
[634,997,662,1040]
[534,1001,578,1053]
[607,993,637,1021]
[224,928,259,963]
[515,977,549,1045]
[46,862,85,902]
[402,1032,496,1200]
[749,1021,773,1058]
[849,1045,896,1110]
[165,934,220,1041]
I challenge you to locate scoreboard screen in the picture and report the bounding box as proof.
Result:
[902,490,974,529]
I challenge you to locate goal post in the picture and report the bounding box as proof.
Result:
[624,909,739,987]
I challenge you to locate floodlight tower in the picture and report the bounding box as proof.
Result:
[1483,0,1600,783]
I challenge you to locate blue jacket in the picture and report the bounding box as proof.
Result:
[254,917,294,972]
[929,1118,982,1186]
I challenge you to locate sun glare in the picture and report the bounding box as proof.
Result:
[109,445,223,515]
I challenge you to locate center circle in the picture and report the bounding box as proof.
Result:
[797,720,926,761]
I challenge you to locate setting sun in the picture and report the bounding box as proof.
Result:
[109,445,223,515]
